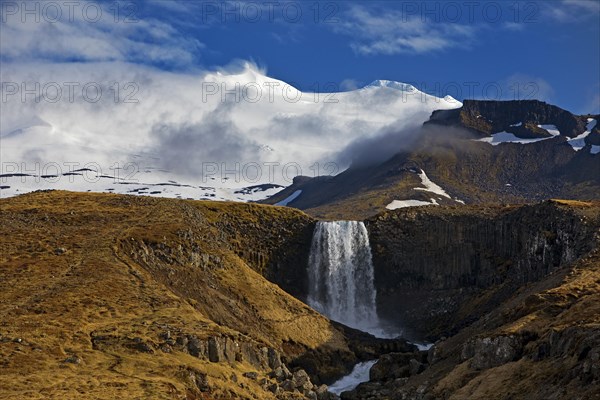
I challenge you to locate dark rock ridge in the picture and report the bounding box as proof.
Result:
[366,200,598,340]
[427,99,593,139]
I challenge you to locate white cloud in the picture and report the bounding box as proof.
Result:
[543,0,600,22]
[502,22,526,31]
[339,79,360,91]
[331,6,476,55]
[0,0,204,66]
[563,0,600,13]
[588,94,600,114]
[501,74,555,103]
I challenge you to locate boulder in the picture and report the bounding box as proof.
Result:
[369,353,414,381]
[462,335,523,370]
[409,358,426,375]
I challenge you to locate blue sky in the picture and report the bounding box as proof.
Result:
[2,0,599,113]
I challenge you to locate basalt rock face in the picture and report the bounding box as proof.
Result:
[207,204,316,299]
[345,202,600,400]
[366,201,599,340]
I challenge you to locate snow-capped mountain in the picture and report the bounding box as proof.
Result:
[262,100,600,219]
[0,63,461,200]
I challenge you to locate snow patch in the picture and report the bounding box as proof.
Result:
[567,118,597,152]
[568,132,590,151]
[364,80,417,92]
[275,190,302,206]
[537,124,560,136]
[587,118,598,131]
[475,131,552,145]
[444,95,461,104]
[0,173,283,202]
[510,122,522,127]
[386,169,460,209]
[386,199,434,210]
[477,119,597,154]
[415,169,451,198]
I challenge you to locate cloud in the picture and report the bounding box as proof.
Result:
[2,56,458,187]
[581,82,600,114]
[587,94,600,114]
[331,5,476,55]
[148,104,261,177]
[562,0,600,13]
[335,114,431,168]
[543,0,600,22]
[339,79,361,91]
[0,0,204,68]
[501,74,555,103]
[502,22,526,32]
[0,1,467,185]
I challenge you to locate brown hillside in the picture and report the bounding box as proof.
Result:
[0,191,355,399]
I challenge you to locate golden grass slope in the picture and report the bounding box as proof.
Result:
[0,191,345,400]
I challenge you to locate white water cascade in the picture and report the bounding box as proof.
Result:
[307,221,380,333]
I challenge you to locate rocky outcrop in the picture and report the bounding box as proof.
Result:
[92,326,337,399]
[342,325,600,400]
[531,326,600,383]
[368,351,428,381]
[366,201,599,339]
[204,203,316,298]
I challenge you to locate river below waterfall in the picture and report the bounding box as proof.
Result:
[328,360,377,395]
[307,221,422,394]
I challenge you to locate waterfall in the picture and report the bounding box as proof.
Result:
[307,221,380,333]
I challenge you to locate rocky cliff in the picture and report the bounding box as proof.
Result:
[336,200,600,400]
[366,200,599,340]
[344,236,600,400]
